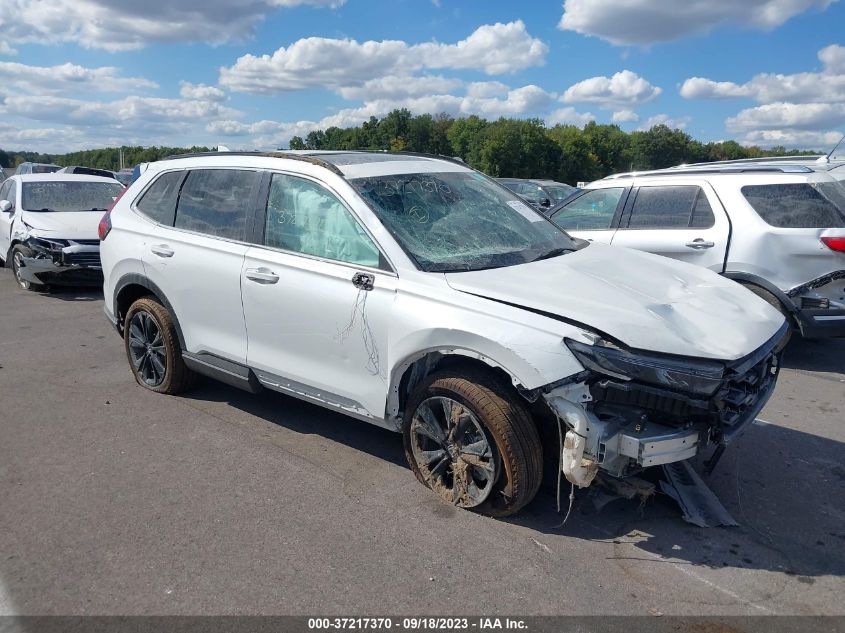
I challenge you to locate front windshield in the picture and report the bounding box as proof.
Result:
[351,171,584,272]
[22,181,124,212]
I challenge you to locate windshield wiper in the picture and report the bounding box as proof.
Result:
[87,208,108,212]
[531,247,573,262]
[24,208,56,212]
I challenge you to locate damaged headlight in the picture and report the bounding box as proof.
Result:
[27,237,68,254]
[564,337,725,396]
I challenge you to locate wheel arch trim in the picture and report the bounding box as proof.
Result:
[113,273,187,350]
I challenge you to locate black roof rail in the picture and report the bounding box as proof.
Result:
[608,165,814,179]
[161,150,344,176]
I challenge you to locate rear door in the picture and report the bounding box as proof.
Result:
[548,185,628,244]
[610,180,730,272]
[139,167,261,363]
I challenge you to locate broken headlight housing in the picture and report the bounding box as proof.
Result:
[564,337,725,396]
[27,237,68,255]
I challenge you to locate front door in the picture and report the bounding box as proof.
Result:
[241,172,396,420]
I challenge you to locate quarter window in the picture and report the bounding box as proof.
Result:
[552,187,624,230]
[627,185,715,229]
[136,171,184,226]
[264,173,381,268]
[174,169,257,240]
[741,183,845,228]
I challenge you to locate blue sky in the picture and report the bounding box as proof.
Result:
[1,0,843,153]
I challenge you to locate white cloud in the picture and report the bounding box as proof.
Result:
[337,75,463,100]
[465,81,510,98]
[0,61,157,95]
[638,114,691,130]
[547,107,596,127]
[681,44,845,104]
[738,129,844,148]
[726,102,845,132]
[179,81,227,102]
[558,0,836,45]
[819,44,845,73]
[220,21,547,94]
[562,70,661,108]
[0,0,345,51]
[0,42,16,55]
[612,109,639,122]
[2,94,240,129]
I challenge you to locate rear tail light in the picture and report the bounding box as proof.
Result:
[98,186,128,241]
[821,236,845,253]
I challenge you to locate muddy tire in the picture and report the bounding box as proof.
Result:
[124,296,197,394]
[10,245,46,291]
[403,370,543,517]
[741,283,793,345]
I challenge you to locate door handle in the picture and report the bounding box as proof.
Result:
[685,239,715,250]
[245,267,279,284]
[150,244,174,258]
[352,272,374,291]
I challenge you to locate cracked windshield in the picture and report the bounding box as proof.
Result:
[352,171,584,272]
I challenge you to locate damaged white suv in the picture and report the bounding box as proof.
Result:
[100,151,788,516]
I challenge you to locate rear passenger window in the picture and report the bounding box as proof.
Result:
[136,171,184,226]
[174,169,257,240]
[742,183,845,228]
[627,185,714,229]
[264,173,381,267]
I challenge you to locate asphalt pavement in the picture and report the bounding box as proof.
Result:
[0,268,843,616]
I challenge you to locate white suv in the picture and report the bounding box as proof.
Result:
[100,151,786,515]
[549,157,845,339]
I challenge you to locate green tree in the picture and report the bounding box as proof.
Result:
[289,136,306,150]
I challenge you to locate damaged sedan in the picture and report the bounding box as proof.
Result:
[101,151,788,516]
[0,174,125,290]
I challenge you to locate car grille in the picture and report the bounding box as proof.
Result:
[716,346,780,439]
[63,244,101,268]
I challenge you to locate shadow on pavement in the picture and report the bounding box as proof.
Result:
[187,381,845,579]
[781,336,845,374]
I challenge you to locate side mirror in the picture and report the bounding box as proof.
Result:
[539,198,552,207]
[0,200,11,213]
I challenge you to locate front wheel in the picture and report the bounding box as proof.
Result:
[403,371,543,516]
[124,297,197,394]
[10,245,45,291]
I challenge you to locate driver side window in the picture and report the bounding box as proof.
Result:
[551,187,624,230]
[264,173,382,268]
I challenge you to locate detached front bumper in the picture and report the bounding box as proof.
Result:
[19,240,103,286]
[545,323,786,485]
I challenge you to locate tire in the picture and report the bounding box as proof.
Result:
[124,296,197,394]
[741,283,793,346]
[403,370,543,517]
[10,245,46,291]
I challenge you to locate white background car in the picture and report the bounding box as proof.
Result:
[549,159,845,339]
[0,173,124,290]
[100,151,786,515]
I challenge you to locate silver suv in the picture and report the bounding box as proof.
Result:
[99,151,786,516]
[550,157,845,339]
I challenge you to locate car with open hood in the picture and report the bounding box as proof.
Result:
[99,151,788,516]
[0,173,125,290]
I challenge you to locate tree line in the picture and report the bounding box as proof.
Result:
[288,110,818,184]
[2,110,819,184]
[0,146,211,172]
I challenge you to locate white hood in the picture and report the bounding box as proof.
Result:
[445,242,785,361]
[21,211,102,240]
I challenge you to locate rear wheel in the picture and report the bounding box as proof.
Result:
[403,371,543,516]
[124,297,197,394]
[10,245,45,291]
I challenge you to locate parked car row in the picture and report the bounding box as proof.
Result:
[85,150,789,516]
[496,177,577,210]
